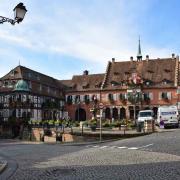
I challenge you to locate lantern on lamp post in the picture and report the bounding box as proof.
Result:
[0,2,27,25]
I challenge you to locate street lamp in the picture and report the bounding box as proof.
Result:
[0,3,27,25]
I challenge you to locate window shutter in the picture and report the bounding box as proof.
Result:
[113,94,117,101]
[167,92,171,100]
[80,95,83,102]
[89,94,92,101]
[149,92,153,100]
[96,94,100,100]
[159,92,162,100]
[72,95,75,103]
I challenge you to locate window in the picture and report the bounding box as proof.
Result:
[108,94,114,102]
[84,95,90,104]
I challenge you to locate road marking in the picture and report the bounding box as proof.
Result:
[86,145,154,151]
[128,147,138,150]
[138,144,153,149]
[92,145,100,148]
[117,146,127,149]
[100,146,108,149]
[110,146,117,149]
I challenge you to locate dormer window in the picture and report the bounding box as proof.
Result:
[162,79,172,85]
[82,82,89,89]
[95,82,102,88]
[111,81,118,87]
[125,72,130,75]
[69,83,76,89]
[10,71,15,76]
[144,80,152,86]
[147,70,154,73]
[164,69,171,73]
[114,72,119,75]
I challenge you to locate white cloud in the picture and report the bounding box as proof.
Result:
[0,0,176,79]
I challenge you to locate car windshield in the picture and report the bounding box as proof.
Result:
[139,112,152,117]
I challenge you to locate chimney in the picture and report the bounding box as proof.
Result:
[146,55,149,60]
[83,70,89,75]
[130,56,133,61]
[172,53,175,59]
[112,58,115,63]
[176,55,179,60]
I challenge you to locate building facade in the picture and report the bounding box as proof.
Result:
[62,54,180,122]
[0,53,180,123]
[0,66,65,123]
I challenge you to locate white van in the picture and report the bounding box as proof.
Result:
[157,106,179,128]
[137,110,154,123]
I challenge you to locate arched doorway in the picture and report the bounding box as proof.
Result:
[152,107,158,118]
[75,108,86,121]
[120,107,126,120]
[105,108,111,119]
[129,106,139,120]
[112,108,118,119]
[129,106,134,119]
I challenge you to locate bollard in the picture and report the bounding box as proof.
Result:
[81,124,84,136]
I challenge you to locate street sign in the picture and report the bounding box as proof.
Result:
[99,103,104,109]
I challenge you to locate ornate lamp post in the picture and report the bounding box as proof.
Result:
[0,3,27,25]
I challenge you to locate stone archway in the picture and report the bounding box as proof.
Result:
[120,107,126,120]
[129,106,134,119]
[75,108,86,121]
[112,108,118,120]
[105,107,111,119]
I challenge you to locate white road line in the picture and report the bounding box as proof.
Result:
[117,146,127,149]
[100,146,108,149]
[128,147,138,150]
[138,144,153,149]
[109,146,117,149]
[92,145,100,148]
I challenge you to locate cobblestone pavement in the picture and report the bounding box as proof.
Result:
[1,129,180,179]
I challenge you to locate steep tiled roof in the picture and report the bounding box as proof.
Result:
[60,73,105,92]
[0,66,65,98]
[103,58,178,89]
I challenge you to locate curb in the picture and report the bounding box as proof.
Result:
[0,160,7,174]
[45,133,151,146]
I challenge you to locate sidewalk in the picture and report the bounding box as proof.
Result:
[0,158,7,174]
[155,126,179,133]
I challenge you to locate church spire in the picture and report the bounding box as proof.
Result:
[137,36,142,61]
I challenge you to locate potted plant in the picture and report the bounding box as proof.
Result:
[89,119,97,131]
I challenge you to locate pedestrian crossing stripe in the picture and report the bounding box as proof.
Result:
[86,145,152,150]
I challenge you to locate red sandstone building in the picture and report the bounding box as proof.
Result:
[0,43,180,122]
[62,54,180,122]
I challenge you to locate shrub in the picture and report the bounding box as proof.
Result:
[103,122,110,128]
[73,121,80,127]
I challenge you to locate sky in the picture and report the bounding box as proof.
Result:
[0,0,180,80]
